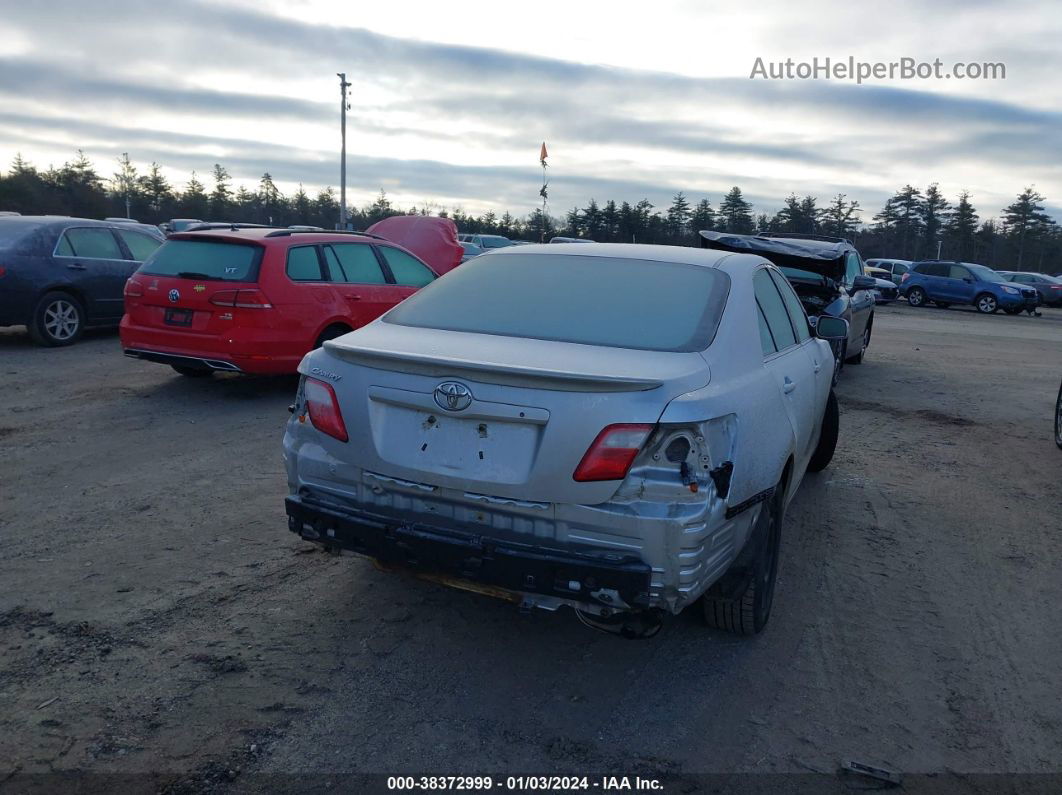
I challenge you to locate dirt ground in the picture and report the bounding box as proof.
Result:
[1,302,1061,794]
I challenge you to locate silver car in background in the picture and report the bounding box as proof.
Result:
[283,244,846,636]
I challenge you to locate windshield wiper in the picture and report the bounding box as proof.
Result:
[175,271,220,280]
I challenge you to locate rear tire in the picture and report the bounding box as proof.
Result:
[314,325,351,349]
[30,291,85,347]
[907,287,926,307]
[701,480,784,636]
[976,293,998,314]
[171,365,212,377]
[807,390,839,473]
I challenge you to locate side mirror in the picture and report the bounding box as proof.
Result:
[815,315,849,341]
[851,274,877,291]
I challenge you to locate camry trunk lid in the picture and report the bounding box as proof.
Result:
[305,322,711,506]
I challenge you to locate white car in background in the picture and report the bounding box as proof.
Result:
[284,244,847,636]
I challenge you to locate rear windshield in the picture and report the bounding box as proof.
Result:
[384,253,730,352]
[137,239,263,281]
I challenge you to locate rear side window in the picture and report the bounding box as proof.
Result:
[286,246,324,281]
[138,239,263,281]
[756,304,777,356]
[753,270,797,352]
[116,229,162,262]
[326,243,386,284]
[768,268,811,342]
[385,253,729,352]
[58,228,122,259]
[378,246,435,287]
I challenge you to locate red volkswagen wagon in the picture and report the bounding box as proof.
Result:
[119,228,438,376]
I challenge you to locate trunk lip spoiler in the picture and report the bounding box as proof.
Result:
[321,342,664,392]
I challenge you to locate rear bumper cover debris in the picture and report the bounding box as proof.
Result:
[285,495,653,611]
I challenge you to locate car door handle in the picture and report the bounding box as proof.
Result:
[783,377,796,394]
[67,263,86,271]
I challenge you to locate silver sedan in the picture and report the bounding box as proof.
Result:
[283,244,847,636]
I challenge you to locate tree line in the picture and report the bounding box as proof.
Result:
[1,151,1058,272]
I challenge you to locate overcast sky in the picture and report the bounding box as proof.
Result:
[1,0,1059,221]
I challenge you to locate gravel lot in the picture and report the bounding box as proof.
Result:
[1,303,1061,793]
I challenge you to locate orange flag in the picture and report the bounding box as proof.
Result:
[539,142,548,164]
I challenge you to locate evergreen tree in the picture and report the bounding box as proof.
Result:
[1001,187,1055,269]
[942,190,979,261]
[210,164,232,218]
[666,192,692,241]
[110,153,140,219]
[581,199,603,240]
[718,186,753,234]
[138,163,172,214]
[919,183,950,259]
[820,193,861,238]
[689,198,716,233]
[181,171,209,218]
[258,172,281,224]
[891,185,924,259]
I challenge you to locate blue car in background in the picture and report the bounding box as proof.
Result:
[0,216,164,345]
[899,260,1039,314]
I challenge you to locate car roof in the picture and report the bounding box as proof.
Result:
[170,228,385,245]
[486,241,741,269]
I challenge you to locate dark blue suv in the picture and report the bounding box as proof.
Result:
[0,216,163,345]
[900,260,1038,314]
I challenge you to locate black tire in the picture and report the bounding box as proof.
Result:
[314,325,351,349]
[845,322,871,364]
[29,291,85,347]
[907,287,927,307]
[975,293,998,314]
[171,365,212,377]
[1054,379,1062,450]
[701,479,785,636]
[807,390,839,472]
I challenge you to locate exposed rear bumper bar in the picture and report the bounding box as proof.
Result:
[285,495,653,611]
[124,348,242,372]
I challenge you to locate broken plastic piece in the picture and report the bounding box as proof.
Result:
[840,760,902,787]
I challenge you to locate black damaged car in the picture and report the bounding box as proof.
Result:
[699,231,876,377]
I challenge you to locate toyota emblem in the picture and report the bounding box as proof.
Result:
[168,288,180,303]
[433,381,472,412]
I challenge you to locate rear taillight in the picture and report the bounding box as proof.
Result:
[0,266,6,278]
[210,288,272,309]
[124,278,143,297]
[573,424,653,482]
[303,378,348,442]
[900,273,910,282]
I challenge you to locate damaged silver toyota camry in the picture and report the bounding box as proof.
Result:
[283,243,847,636]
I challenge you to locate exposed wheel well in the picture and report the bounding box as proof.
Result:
[39,285,88,312]
[315,322,353,348]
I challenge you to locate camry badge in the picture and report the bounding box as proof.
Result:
[434,381,472,412]
[168,288,180,303]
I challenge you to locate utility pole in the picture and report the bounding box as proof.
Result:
[937,239,942,259]
[122,152,131,219]
[337,73,351,230]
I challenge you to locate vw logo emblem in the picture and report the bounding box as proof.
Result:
[168,289,180,303]
[433,381,472,412]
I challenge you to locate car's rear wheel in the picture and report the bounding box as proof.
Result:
[172,365,212,377]
[1055,379,1062,450]
[807,390,839,473]
[701,477,785,636]
[976,293,998,314]
[845,323,871,364]
[314,324,352,349]
[907,287,926,307]
[30,291,85,347]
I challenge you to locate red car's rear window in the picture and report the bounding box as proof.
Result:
[137,239,264,282]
